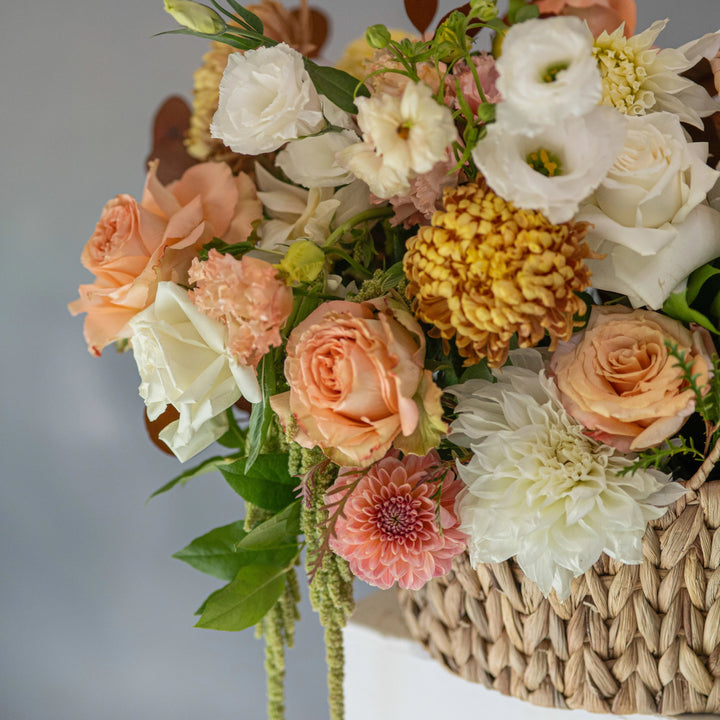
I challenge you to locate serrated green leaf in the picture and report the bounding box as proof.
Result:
[174,521,249,581]
[147,455,237,501]
[173,520,298,581]
[239,501,301,551]
[303,60,369,114]
[195,564,288,630]
[220,454,296,511]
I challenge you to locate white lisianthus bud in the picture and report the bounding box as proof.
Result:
[276,131,359,188]
[163,0,226,34]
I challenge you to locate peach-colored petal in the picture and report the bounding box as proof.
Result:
[550,305,712,451]
[534,0,636,36]
[326,451,466,589]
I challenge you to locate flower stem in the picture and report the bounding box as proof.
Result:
[322,207,394,249]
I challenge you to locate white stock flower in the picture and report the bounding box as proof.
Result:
[254,164,371,251]
[495,16,602,135]
[129,282,260,462]
[210,43,324,155]
[449,349,686,600]
[472,106,626,223]
[594,22,720,129]
[276,130,359,188]
[578,112,720,308]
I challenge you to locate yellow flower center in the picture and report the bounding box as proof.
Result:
[526,148,563,177]
[541,62,568,83]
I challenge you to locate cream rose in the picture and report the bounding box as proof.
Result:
[210,43,325,155]
[270,297,445,467]
[550,305,713,452]
[129,282,260,462]
[579,112,720,309]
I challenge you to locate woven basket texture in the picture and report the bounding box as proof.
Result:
[398,475,720,715]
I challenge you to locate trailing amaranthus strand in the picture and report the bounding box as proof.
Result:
[299,446,355,720]
[404,178,593,368]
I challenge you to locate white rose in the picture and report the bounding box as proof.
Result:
[495,16,601,135]
[472,106,626,224]
[210,43,325,155]
[578,113,720,309]
[276,130,359,188]
[129,282,260,462]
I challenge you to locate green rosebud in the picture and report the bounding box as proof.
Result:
[475,102,496,124]
[469,0,498,22]
[276,240,326,285]
[366,24,392,50]
[164,0,226,34]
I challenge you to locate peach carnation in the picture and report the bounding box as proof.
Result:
[327,451,466,590]
[69,161,262,356]
[188,250,293,367]
[550,305,713,452]
[270,296,446,467]
[533,0,636,37]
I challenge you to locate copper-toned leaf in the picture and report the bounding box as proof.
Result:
[289,6,329,58]
[144,404,180,456]
[404,0,438,34]
[145,95,198,184]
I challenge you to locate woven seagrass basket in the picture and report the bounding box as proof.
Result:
[398,463,720,715]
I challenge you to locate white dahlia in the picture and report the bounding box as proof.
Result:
[594,21,720,129]
[449,349,686,599]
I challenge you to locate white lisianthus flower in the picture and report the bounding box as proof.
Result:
[210,43,324,155]
[129,282,260,462]
[449,349,686,600]
[254,164,372,251]
[495,16,602,135]
[578,112,720,309]
[276,130,359,188]
[472,106,626,223]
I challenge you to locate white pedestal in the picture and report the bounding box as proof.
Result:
[344,590,714,720]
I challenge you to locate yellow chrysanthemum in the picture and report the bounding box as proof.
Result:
[403,180,593,368]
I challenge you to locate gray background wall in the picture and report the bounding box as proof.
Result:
[1,1,718,718]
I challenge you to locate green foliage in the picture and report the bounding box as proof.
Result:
[508,0,540,24]
[197,237,256,262]
[220,454,298,512]
[246,352,277,471]
[147,454,238,500]
[663,261,720,335]
[303,61,369,114]
[618,436,704,477]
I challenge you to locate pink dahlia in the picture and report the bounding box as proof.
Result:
[188,249,293,367]
[327,451,466,590]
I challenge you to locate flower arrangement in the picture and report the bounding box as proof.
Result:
[69,0,720,717]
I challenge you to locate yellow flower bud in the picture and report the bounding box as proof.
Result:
[276,240,326,285]
[164,0,226,35]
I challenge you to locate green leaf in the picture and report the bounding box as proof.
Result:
[225,0,264,33]
[246,353,277,471]
[195,564,288,630]
[664,289,720,335]
[147,455,237,500]
[173,520,298,581]
[216,408,247,449]
[687,263,720,305]
[174,521,248,581]
[303,60,369,114]
[239,501,301,551]
[219,454,297,511]
[514,4,540,21]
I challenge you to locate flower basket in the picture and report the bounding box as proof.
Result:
[398,461,720,716]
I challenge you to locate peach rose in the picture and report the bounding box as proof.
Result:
[270,297,446,467]
[550,306,713,452]
[533,0,636,37]
[69,160,262,355]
